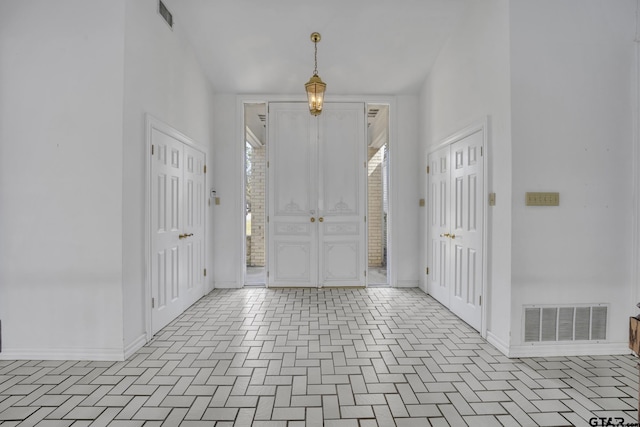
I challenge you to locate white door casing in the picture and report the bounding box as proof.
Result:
[428,127,484,331]
[149,118,206,336]
[268,102,366,287]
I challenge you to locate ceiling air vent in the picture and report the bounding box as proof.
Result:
[524,304,608,343]
[158,1,173,29]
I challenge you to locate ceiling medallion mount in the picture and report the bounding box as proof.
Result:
[305,32,326,116]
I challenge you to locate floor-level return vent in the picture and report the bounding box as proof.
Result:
[524,304,608,343]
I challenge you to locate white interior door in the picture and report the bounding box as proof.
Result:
[449,131,483,329]
[428,145,451,306]
[150,125,206,334]
[268,103,318,287]
[428,129,484,331]
[151,129,184,333]
[182,145,206,308]
[268,102,365,287]
[319,104,366,286]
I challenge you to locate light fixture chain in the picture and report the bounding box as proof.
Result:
[314,41,318,76]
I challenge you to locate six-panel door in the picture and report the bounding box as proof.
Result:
[428,129,484,331]
[151,128,206,334]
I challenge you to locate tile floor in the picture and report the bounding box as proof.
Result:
[0,288,637,426]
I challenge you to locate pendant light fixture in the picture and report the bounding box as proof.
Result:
[305,32,326,116]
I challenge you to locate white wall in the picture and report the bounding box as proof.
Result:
[211,94,241,288]
[509,0,636,354]
[394,96,421,287]
[122,0,216,352]
[0,0,215,360]
[419,0,513,349]
[0,0,127,359]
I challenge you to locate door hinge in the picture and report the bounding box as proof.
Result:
[151,298,155,308]
[426,267,429,275]
[151,145,155,155]
[479,295,482,306]
[426,165,430,174]
[364,216,366,223]
[364,161,367,169]
[267,271,270,278]
[267,216,269,223]
[204,165,207,174]
[267,161,270,168]
[364,270,367,277]
[481,146,483,156]
[204,269,207,277]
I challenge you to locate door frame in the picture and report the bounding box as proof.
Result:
[144,114,208,341]
[237,95,397,287]
[427,118,489,338]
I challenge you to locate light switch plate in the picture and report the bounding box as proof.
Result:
[526,192,559,206]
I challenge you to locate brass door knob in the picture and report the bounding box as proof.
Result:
[310,217,316,223]
[179,234,188,239]
[319,217,324,223]
[440,233,450,238]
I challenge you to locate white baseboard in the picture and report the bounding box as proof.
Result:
[0,347,125,361]
[395,280,419,288]
[508,341,630,358]
[214,281,242,289]
[124,334,147,360]
[486,331,510,357]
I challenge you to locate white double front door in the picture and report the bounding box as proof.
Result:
[428,128,484,331]
[268,102,366,287]
[150,124,206,334]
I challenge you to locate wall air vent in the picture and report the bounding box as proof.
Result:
[158,0,173,29]
[524,304,608,343]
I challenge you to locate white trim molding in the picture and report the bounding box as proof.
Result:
[486,331,510,357]
[395,280,420,288]
[124,334,147,360]
[508,342,630,359]
[0,348,126,362]
[214,281,243,289]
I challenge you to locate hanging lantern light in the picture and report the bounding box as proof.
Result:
[305,32,326,116]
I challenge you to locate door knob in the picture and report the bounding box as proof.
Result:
[319,217,324,223]
[440,233,450,238]
[179,233,188,239]
[310,217,316,223]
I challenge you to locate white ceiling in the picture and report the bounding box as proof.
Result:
[162,0,469,95]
